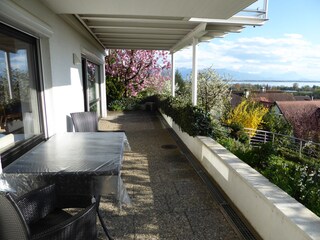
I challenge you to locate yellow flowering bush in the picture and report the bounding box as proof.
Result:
[225,100,268,136]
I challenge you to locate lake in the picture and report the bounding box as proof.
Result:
[230,80,320,87]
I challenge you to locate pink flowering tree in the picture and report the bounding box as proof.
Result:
[105,49,171,97]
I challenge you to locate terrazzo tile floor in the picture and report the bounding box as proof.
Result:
[96,111,243,240]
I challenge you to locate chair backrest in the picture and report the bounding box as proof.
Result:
[0,192,30,240]
[70,112,98,132]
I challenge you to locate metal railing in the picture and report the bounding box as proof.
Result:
[237,0,269,19]
[244,128,320,159]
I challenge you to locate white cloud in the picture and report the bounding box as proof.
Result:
[175,34,320,80]
[284,33,303,39]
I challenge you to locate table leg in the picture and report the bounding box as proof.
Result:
[96,196,113,240]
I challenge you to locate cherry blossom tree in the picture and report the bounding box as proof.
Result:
[105,49,171,97]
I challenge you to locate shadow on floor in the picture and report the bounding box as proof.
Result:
[97,111,242,240]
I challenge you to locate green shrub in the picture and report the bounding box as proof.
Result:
[138,95,158,104]
[277,147,319,166]
[106,76,125,103]
[218,139,275,170]
[156,95,213,137]
[261,155,299,196]
[261,156,320,216]
[262,109,293,135]
[219,137,250,156]
[108,98,140,111]
[211,119,229,141]
[228,122,250,144]
[156,94,320,217]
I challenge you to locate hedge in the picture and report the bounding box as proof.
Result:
[156,95,213,137]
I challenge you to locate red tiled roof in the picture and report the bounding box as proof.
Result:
[251,92,295,103]
[231,91,296,108]
[231,93,243,108]
[294,95,311,101]
[276,101,320,141]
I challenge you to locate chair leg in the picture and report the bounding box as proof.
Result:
[96,196,113,240]
[97,209,113,240]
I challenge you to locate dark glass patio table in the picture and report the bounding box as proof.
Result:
[1,132,131,239]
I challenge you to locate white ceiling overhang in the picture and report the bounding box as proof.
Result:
[41,0,267,52]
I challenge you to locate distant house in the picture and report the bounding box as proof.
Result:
[231,90,295,108]
[294,95,311,101]
[231,93,243,108]
[274,101,320,141]
[250,91,295,108]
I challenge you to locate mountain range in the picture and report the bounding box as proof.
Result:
[176,67,315,82]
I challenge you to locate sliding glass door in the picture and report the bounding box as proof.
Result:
[0,23,44,166]
[82,58,101,115]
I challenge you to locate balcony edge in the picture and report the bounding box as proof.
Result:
[160,110,320,240]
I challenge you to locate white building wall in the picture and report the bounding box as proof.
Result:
[1,0,106,136]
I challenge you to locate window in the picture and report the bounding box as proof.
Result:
[82,58,101,115]
[0,23,44,167]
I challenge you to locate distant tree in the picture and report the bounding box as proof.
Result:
[105,49,171,97]
[175,69,186,95]
[0,69,29,104]
[313,89,320,99]
[293,82,299,90]
[301,85,312,91]
[197,67,231,118]
[262,109,293,135]
[224,100,268,136]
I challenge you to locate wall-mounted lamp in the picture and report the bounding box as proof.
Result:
[73,53,81,65]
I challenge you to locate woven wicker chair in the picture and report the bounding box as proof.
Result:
[71,112,99,132]
[0,184,97,240]
[71,112,124,133]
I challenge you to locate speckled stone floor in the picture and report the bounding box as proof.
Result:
[97,111,242,240]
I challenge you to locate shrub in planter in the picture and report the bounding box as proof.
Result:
[108,98,140,111]
[211,119,229,141]
[156,95,213,137]
[157,95,320,216]
[218,137,253,163]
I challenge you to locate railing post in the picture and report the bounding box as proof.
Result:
[272,133,275,145]
[264,132,267,143]
[299,140,303,158]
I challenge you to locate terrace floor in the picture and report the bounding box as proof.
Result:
[97,110,245,240]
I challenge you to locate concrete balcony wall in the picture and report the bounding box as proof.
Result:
[160,110,320,240]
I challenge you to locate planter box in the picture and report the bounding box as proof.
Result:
[160,110,320,240]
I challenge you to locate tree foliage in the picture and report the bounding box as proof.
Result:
[262,109,293,135]
[175,69,186,95]
[156,95,213,137]
[224,100,268,136]
[197,67,231,118]
[105,49,171,97]
[105,76,125,103]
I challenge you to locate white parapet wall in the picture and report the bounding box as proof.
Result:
[160,111,320,240]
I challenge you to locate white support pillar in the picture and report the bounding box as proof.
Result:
[171,52,175,97]
[101,61,107,118]
[192,38,198,106]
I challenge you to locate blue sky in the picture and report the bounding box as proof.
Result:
[0,50,28,78]
[175,0,320,82]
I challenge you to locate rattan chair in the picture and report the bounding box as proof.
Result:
[71,112,124,133]
[71,112,99,132]
[0,184,97,240]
